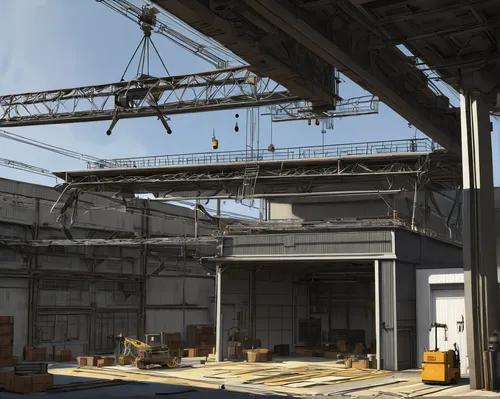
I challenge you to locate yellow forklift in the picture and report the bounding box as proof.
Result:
[422,322,460,384]
[111,333,180,370]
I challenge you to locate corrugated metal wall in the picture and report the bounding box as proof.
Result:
[396,262,417,370]
[223,231,393,256]
[0,179,216,357]
[395,230,462,266]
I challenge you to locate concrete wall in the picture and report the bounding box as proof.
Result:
[0,178,216,358]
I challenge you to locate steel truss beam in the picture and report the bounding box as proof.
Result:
[0,237,218,247]
[57,154,460,197]
[268,95,379,122]
[0,67,299,128]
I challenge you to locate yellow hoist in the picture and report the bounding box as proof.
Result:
[212,129,218,150]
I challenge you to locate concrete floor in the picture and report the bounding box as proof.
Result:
[2,358,500,398]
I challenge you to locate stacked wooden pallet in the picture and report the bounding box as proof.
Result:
[0,316,14,366]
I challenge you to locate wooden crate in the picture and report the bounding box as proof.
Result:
[97,357,114,367]
[55,350,72,362]
[5,373,53,394]
[25,347,46,361]
[352,359,369,369]
[184,347,213,357]
[77,356,102,367]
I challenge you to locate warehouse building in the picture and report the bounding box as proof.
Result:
[1,141,484,375]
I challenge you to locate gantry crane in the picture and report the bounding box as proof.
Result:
[0,0,379,134]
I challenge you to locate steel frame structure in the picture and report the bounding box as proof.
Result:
[0,67,299,128]
[0,236,217,248]
[0,158,54,178]
[268,95,379,123]
[54,151,461,198]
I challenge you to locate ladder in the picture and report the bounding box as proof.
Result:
[237,164,260,207]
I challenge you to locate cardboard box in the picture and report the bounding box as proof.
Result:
[0,357,14,367]
[166,333,181,349]
[32,373,54,392]
[186,325,215,347]
[0,324,13,336]
[0,346,13,358]
[77,356,101,367]
[55,350,72,362]
[14,375,33,394]
[0,370,8,386]
[0,316,13,325]
[97,357,114,367]
[352,359,369,369]
[185,347,212,358]
[295,347,314,357]
[324,351,339,359]
[0,335,13,346]
[4,373,53,394]
[26,347,46,361]
[312,348,325,357]
[5,372,15,392]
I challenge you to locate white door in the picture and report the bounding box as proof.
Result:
[432,286,468,377]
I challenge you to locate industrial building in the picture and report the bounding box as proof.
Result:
[0,139,471,372]
[1,0,500,395]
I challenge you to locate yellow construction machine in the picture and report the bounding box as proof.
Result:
[422,323,460,384]
[111,333,180,370]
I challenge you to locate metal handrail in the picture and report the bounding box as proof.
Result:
[88,138,441,169]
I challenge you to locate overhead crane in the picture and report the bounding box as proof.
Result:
[0,0,379,135]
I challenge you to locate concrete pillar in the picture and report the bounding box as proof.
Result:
[460,90,498,389]
[215,263,223,362]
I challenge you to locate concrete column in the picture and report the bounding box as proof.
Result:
[215,263,223,362]
[460,90,498,389]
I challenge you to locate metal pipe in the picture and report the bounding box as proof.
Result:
[194,200,199,238]
[155,189,404,202]
[203,253,397,263]
[411,181,418,231]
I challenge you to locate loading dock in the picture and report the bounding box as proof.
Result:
[211,227,463,372]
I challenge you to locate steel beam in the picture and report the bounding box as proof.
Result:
[152,0,340,108]
[0,67,299,128]
[460,90,498,389]
[183,0,459,153]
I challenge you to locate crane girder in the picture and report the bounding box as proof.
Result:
[0,67,300,128]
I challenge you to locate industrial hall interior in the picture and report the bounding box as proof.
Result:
[0,0,500,398]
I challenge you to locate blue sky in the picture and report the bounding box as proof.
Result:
[0,0,499,216]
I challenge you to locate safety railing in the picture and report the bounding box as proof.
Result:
[87,138,441,169]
